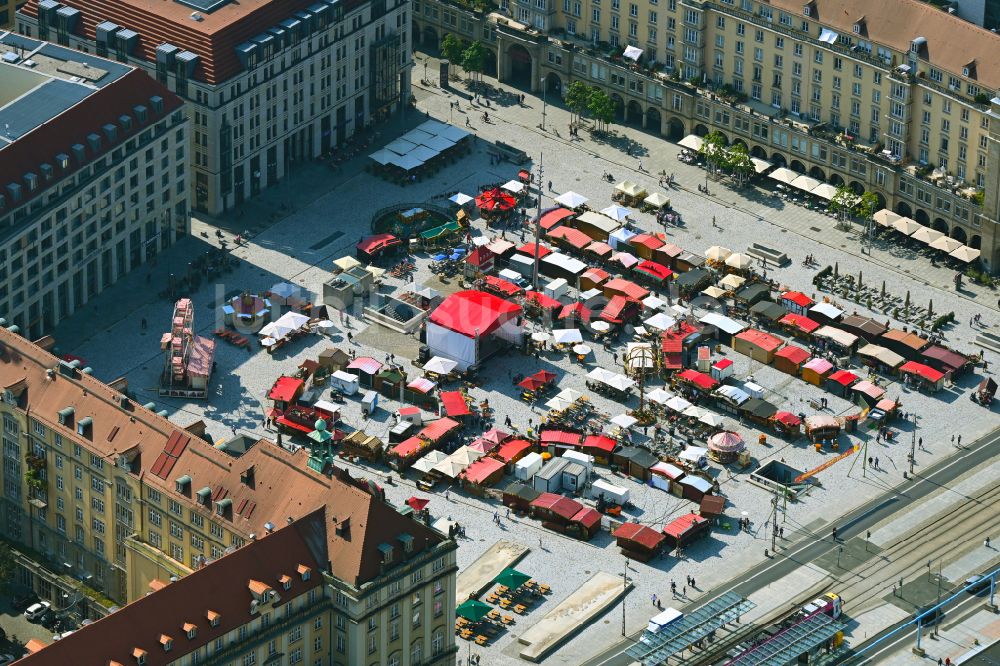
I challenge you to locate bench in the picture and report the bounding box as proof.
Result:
[745,243,789,266]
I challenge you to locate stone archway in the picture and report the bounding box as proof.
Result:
[544,72,561,95]
[626,100,643,126]
[667,117,685,140]
[645,107,662,134]
[896,201,913,218]
[932,218,949,233]
[875,192,887,209]
[694,123,710,137]
[790,160,806,173]
[750,145,767,159]
[731,139,747,151]
[848,181,865,195]
[914,209,930,225]
[714,131,729,145]
[950,225,968,243]
[484,49,498,77]
[809,166,826,181]
[506,43,533,87]
[610,93,625,122]
[830,173,845,186]
[770,152,787,167]
[422,26,439,51]
[970,235,981,250]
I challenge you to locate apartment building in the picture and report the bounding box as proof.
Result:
[0,33,188,340]
[17,0,412,215]
[412,0,1000,271]
[0,325,458,665]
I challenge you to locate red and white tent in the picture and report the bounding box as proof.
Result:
[427,291,523,370]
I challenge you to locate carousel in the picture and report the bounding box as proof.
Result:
[707,431,746,463]
[223,291,271,333]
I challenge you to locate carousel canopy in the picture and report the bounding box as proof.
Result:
[476,188,517,212]
[707,431,745,453]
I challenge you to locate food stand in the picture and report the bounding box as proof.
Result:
[804,414,841,444]
[801,358,834,386]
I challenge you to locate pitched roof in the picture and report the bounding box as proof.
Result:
[0,327,444,588]
[17,512,326,666]
[768,0,1000,88]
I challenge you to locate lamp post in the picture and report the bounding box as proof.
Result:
[531,154,545,291]
[621,556,631,636]
[540,77,548,131]
[909,412,917,475]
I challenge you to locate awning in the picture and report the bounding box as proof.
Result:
[440,391,471,417]
[751,157,772,174]
[950,245,981,262]
[899,361,945,383]
[407,377,436,393]
[874,209,902,227]
[678,135,703,151]
[768,167,799,184]
[790,174,822,193]
[540,207,575,230]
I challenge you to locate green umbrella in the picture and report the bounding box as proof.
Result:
[456,599,492,623]
[494,568,531,590]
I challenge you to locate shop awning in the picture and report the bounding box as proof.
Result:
[540,430,583,446]
[779,313,820,334]
[899,361,945,383]
[677,369,719,391]
[420,417,461,442]
[678,134,703,151]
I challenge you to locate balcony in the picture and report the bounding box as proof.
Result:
[905,164,983,206]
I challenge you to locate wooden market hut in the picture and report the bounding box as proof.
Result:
[839,315,889,343]
[899,361,946,392]
[699,495,726,522]
[628,233,666,259]
[580,267,611,291]
[856,344,905,374]
[735,282,773,307]
[318,347,350,372]
[503,483,542,512]
[773,345,810,376]
[879,329,930,361]
[662,513,710,549]
[677,475,714,503]
[749,300,787,325]
[339,430,384,462]
[801,357,834,386]
[581,434,619,465]
[733,329,783,364]
[825,369,859,397]
[613,522,666,562]
[460,457,506,494]
[920,345,971,376]
[780,291,814,316]
[612,446,658,481]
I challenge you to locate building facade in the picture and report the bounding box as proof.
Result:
[412,0,1000,271]
[17,0,413,215]
[0,0,13,29]
[0,326,458,665]
[0,34,189,340]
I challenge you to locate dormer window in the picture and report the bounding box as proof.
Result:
[57,407,74,425]
[206,610,221,626]
[378,543,394,564]
[215,498,232,517]
[297,564,311,581]
[175,475,191,493]
[183,623,197,639]
[133,648,147,664]
[399,533,414,554]
[853,24,859,34]
[279,574,293,590]
[77,416,92,437]
[159,635,173,651]
[802,4,811,16]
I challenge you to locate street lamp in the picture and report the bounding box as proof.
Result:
[539,77,548,131]
[621,556,631,636]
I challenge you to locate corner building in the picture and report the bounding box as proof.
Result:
[412,0,1000,271]
[17,0,413,215]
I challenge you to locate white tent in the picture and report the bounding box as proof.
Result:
[725,253,753,270]
[678,135,703,151]
[555,191,588,208]
[422,134,456,153]
[910,226,944,244]
[929,235,963,253]
[409,145,439,163]
[601,204,633,222]
[874,209,902,227]
[269,282,299,300]
[950,246,981,262]
[557,388,584,403]
[644,312,676,331]
[643,295,666,311]
[644,192,670,208]
[390,153,424,171]
[699,312,746,335]
[810,183,839,201]
[646,388,673,405]
[699,413,722,427]
[403,128,435,145]
[768,167,799,185]
[790,174,822,193]
[439,125,470,142]
[411,450,448,474]
[682,405,705,419]
[665,396,692,412]
[623,45,643,61]
[553,328,583,344]
[608,227,637,249]
[385,138,417,155]
[705,246,733,262]
[609,414,638,429]
[751,157,772,174]
[424,356,458,375]
[417,119,450,135]
[545,395,575,412]
[502,180,525,194]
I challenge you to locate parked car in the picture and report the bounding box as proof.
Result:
[24,601,51,622]
[12,591,38,611]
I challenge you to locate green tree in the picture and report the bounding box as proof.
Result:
[699,130,727,176]
[856,191,878,222]
[588,87,615,133]
[462,41,487,83]
[440,34,466,71]
[565,80,591,124]
[725,143,755,186]
[830,184,858,223]
[0,542,15,592]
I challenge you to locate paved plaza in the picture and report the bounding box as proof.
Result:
[50,58,1000,665]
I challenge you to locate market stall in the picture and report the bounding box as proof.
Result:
[804,414,841,444]
[427,291,523,371]
[707,431,745,463]
[899,361,945,392]
[773,345,810,376]
[661,513,710,549]
[613,523,665,562]
[733,329,783,364]
[801,357,834,386]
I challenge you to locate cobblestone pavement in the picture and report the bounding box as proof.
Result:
[49,57,1000,665]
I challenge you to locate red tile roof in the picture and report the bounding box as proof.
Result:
[827,370,859,387]
[540,430,582,446]
[571,507,602,530]
[604,278,650,301]
[530,493,582,520]
[582,434,617,454]
[419,417,461,442]
[494,438,533,462]
[540,208,576,230]
[630,233,666,251]
[460,457,505,485]
[662,513,708,539]
[548,225,593,250]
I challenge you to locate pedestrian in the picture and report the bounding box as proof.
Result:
[539,536,543,548]
[638,160,644,172]
[868,456,873,468]
[951,434,955,445]
[958,434,962,447]
[548,180,553,191]
[651,593,657,606]
[140,317,147,331]
[874,456,879,469]
[918,437,922,449]
[682,586,686,597]
[691,577,696,588]
[231,425,237,436]
[779,526,784,538]
[445,490,450,501]
[986,536,991,548]
[832,526,837,541]
[347,331,353,343]
[506,508,511,518]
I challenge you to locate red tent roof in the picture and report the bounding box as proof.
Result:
[525,291,563,311]
[582,267,610,284]
[661,338,684,353]
[518,243,552,258]
[531,493,583,520]
[476,188,517,211]
[773,411,802,427]
[419,417,461,442]
[827,369,859,386]
[775,345,810,364]
[614,522,666,550]
[634,260,674,282]
[495,438,533,462]
[601,295,639,324]
[268,376,304,403]
[662,513,708,539]
[531,370,558,384]
[356,233,401,255]
[406,496,430,511]
[572,507,602,529]
[605,278,650,301]
[735,329,784,352]
[439,391,471,417]
[677,369,720,391]
[429,291,522,338]
[586,241,614,257]
[559,302,592,322]
[540,430,582,446]
[483,275,524,297]
[583,434,618,454]
[779,313,821,334]
[548,226,593,250]
[518,376,546,391]
[347,356,384,374]
[899,361,945,383]
[461,457,505,485]
[390,436,427,459]
[782,291,814,308]
[540,207,576,230]
[481,428,512,444]
[466,246,496,267]
[630,233,666,251]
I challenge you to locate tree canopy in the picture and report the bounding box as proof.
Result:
[565,81,591,123]
[462,41,487,81]
[588,87,615,132]
[440,34,467,69]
